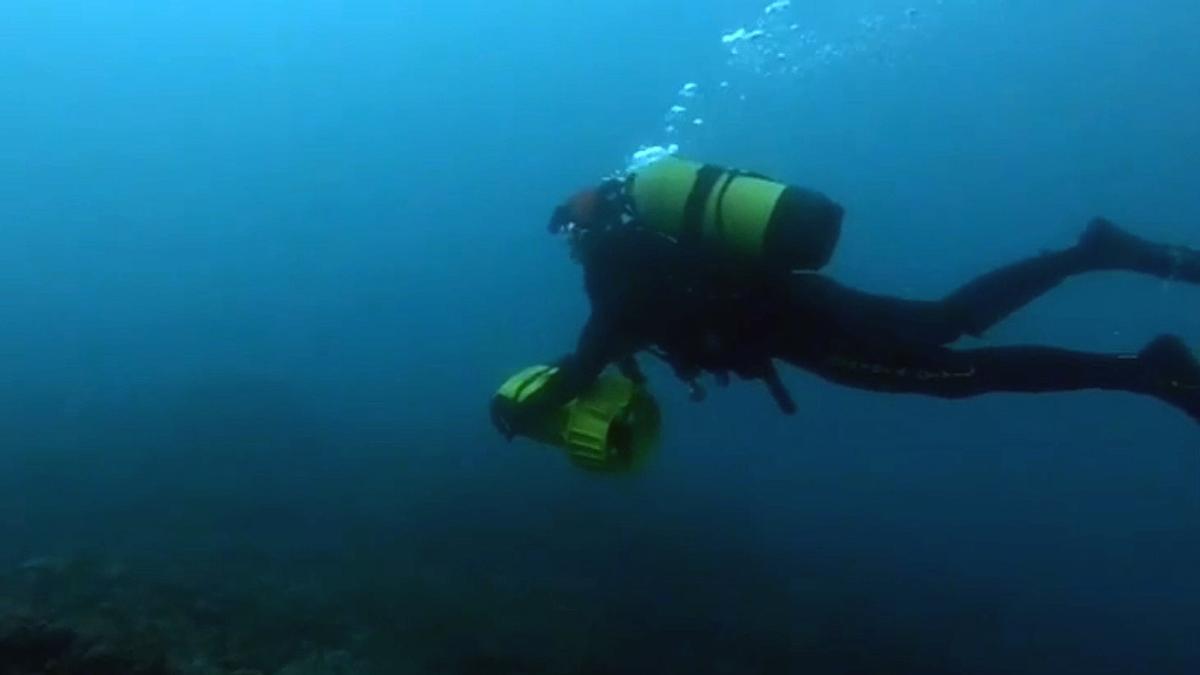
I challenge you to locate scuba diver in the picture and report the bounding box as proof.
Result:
[491,156,1200,445]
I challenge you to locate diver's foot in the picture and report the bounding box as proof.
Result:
[1079,217,1200,282]
[1079,218,1139,264]
[1140,335,1200,424]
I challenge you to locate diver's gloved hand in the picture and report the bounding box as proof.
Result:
[617,356,647,385]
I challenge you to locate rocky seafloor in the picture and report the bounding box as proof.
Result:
[0,550,800,675]
[0,555,373,675]
[0,544,967,675]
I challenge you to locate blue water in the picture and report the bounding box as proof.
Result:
[0,1,1197,673]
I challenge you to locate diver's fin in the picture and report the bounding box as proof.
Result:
[1139,335,1200,424]
[1080,218,1200,282]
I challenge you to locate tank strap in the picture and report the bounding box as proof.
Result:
[711,169,772,244]
[711,171,741,241]
[681,165,725,244]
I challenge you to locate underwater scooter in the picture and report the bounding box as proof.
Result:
[493,366,661,473]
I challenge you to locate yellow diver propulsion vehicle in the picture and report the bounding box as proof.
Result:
[494,366,661,473]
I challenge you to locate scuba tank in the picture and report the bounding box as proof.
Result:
[626,156,844,272]
[494,366,661,473]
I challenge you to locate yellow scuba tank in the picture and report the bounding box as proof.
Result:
[626,156,843,271]
[494,366,661,473]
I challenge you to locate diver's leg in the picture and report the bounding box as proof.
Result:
[941,247,1086,338]
[788,330,1200,424]
[789,244,1121,350]
[786,217,1200,349]
[788,273,969,346]
[945,218,1200,338]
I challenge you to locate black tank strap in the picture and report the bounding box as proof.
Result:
[681,165,725,244]
[711,170,745,240]
[711,169,768,242]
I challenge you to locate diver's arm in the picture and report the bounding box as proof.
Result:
[540,316,622,408]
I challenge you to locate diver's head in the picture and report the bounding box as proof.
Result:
[548,185,612,261]
[548,187,605,235]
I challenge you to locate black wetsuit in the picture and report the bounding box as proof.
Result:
[501,219,1200,430]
